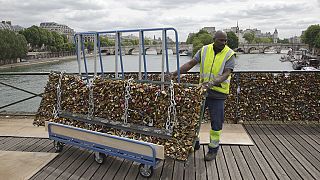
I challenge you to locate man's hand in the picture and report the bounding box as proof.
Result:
[201,81,215,89]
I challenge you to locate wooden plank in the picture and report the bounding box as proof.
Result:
[56,149,92,180]
[216,146,230,180]
[230,146,254,180]
[50,123,164,159]
[300,124,320,140]
[222,146,242,180]
[266,124,320,179]
[239,146,267,180]
[91,155,116,180]
[27,139,52,152]
[68,153,95,180]
[184,149,195,180]
[149,160,164,180]
[245,125,290,180]
[195,145,206,180]
[279,124,320,162]
[124,161,139,180]
[310,124,320,134]
[113,159,134,180]
[78,155,103,180]
[16,138,43,151]
[160,158,174,180]
[0,137,27,150]
[204,147,218,180]
[294,124,320,146]
[45,147,85,180]
[286,124,320,152]
[30,146,75,180]
[172,160,185,180]
[102,157,125,180]
[9,138,36,151]
[0,137,14,145]
[254,125,302,180]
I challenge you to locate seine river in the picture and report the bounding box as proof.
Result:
[0,53,292,113]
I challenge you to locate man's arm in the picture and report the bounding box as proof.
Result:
[172,59,198,77]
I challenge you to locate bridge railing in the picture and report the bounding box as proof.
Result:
[0,71,319,123]
[74,28,181,83]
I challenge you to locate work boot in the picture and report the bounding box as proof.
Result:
[204,151,217,161]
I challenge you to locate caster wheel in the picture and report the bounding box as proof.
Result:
[195,140,200,150]
[94,152,104,164]
[139,164,153,178]
[53,141,63,152]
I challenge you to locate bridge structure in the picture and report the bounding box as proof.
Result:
[99,44,193,55]
[238,43,308,54]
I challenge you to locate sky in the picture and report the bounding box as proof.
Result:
[0,0,319,41]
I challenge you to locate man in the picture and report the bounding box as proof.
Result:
[171,30,235,161]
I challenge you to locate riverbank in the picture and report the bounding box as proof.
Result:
[0,55,77,70]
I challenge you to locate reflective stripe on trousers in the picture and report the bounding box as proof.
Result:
[208,129,222,149]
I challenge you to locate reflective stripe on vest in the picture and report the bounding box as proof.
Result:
[199,43,234,94]
[208,129,222,149]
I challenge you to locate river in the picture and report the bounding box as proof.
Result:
[0,53,292,113]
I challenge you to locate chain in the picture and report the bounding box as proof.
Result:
[53,71,64,119]
[123,78,133,124]
[165,80,177,132]
[87,77,95,120]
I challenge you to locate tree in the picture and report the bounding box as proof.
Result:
[243,32,255,43]
[186,30,213,56]
[314,33,320,48]
[226,31,239,49]
[302,24,320,48]
[0,30,28,60]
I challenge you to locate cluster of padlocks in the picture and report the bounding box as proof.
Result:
[34,72,204,160]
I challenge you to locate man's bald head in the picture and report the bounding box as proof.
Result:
[214,30,228,51]
[214,30,227,39]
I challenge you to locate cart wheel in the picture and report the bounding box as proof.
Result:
[94,152,104,164]
[53,141,63,152]
[139,164,153,178]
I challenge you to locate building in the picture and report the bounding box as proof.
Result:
[289,36,301,44]
[0,21,25,32]
[201,27,216,36]
[40,22,75,43]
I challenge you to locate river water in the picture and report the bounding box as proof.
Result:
[0,53,292,112]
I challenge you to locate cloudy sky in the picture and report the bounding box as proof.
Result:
[1,0,319,41]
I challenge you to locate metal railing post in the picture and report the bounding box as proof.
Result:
[77,34,82,75]
[115,32,119,78]
[94,33,97,76]
[138,31,143,80]
[161,30,166,90]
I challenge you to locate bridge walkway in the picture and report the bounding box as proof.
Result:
[0,123,319,180]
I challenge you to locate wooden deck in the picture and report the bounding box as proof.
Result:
[0,123,319,180]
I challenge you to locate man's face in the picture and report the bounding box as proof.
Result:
[214,36,227,51]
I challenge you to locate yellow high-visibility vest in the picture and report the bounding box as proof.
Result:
[199,43,235,94]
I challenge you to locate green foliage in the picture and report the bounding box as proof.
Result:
[226,31,239,49]
[243,32,255,43]
[254,37,273,43]
[20,26,69,52]
[302,24,320,48]
[0,30,28,60]
[314,33,320,48]
[186,30,213,56]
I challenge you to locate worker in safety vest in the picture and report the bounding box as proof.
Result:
[171,30,235,161]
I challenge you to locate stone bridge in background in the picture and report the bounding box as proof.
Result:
[237,43,308,54]
[99,44,193,55]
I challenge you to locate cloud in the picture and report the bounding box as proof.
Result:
[0,0,318,40]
